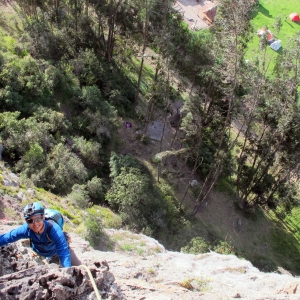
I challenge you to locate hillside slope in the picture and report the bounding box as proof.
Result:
[1,223,300,299]
[1,166,300,299]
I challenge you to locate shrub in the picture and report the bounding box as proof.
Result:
[81,85,102,109]
[252,255,277,272]
[46,143,88,194]
[24,142,44,165]
[72,136,101,166]
[109,152,147,178]
[84,207,103,247]
[98,207,122,229]
[68,184,90,209]
[70,49,104,86]
[82,108,117,143]
[106,167,150,217]
[213,241,235,255]
[44,65,64,92]
[86,176,105,202]
[181,237,210,254]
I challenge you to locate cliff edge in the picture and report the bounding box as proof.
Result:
[0,223,300,299]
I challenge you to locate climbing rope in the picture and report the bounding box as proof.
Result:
[79,264,102,300]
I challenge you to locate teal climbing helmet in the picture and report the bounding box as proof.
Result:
[23,202,44,219]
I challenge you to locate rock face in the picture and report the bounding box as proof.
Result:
[0,241,121,300]
[78,249,300,300]
[1,228,300,299]
[1,164,300,299]
[0,261,120,300]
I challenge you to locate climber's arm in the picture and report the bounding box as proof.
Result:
[49,223,71,267]
[0,224,29,246]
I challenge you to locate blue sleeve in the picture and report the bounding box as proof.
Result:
[0,224,29,246]
[48,222,71,267]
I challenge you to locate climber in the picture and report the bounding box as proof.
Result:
[0,202,80,267]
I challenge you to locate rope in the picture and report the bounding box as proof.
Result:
[79,264,102,300]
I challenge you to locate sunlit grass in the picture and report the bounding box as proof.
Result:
[247,0,300,74]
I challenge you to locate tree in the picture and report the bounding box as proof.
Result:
[68,183,90,209]
[46,143,88,194]
[134,0,151,105]
[273,14,282,35]
[190,0,256,215]
[86,176,105,203]
[106,167,152,231]
[109,152,147,178]
[72,136,102,167]
[235,59,300,211]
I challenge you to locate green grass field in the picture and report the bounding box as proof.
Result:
[247,0,300,73]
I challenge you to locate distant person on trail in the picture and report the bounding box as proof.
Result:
[0,202,80,267]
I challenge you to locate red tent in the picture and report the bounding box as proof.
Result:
[257,28,274,43]
[290,12,300,22]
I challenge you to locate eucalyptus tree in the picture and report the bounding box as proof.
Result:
[235,32,300,212]
[65,0,85,31]
[187,0,256,215]
[134,0,151,105]
[87,0,123,61]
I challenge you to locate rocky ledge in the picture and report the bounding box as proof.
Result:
[1,227,300,300]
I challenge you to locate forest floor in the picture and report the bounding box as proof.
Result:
[116,13,299,272]
[117,90,299,271]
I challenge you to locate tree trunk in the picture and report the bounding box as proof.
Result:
[134,0,149,105]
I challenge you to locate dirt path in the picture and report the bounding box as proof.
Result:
[174,0,216,30]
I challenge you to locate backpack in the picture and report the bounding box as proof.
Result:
[44,208,71,245]
[44,208,64,229]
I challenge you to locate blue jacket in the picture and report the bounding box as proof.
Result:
[0,220,71,267]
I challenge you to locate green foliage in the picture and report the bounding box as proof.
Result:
[270,227,300,273]
[81,85,103,109]
[106,167,151,229]
[46,144,88,194]
[0,111,52,158]
[68,183,90,209]
[70,49,104,86]
[44,65,65,93]
[213,241,235,255]
[106,153,181,236]
[84,207,103,247]
[273,14,282,35]
[252,255,277,273]
[106,89,131,116]
[86,176,105,203]
[0,55,51,113]
[33,107,67,133]
[72,218,80,225]
[72,136,101,166]
[24,142,44,165]
[97,206,122,229]
[155,182,180,232]
[79,106,118,143]
[49,205,76,220]
[181,237,210,254]
[109,152,146,178]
